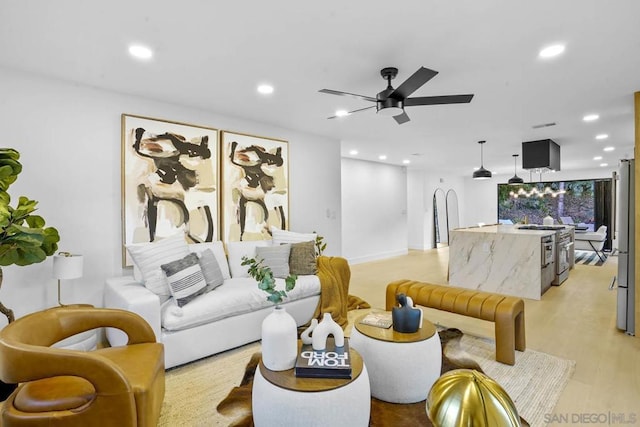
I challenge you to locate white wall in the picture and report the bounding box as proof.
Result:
[0,67,342,325]
[341,158,408,263]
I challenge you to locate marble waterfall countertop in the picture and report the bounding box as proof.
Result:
[448,225,554,300]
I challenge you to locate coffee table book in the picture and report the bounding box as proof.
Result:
[359,311,393,329]
[294,337,352,379]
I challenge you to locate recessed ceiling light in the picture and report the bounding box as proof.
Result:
[539,44,565,58]
[593,156,603,160]
[349,149,358,155]
[257,84,274,95]
[600,163,608,167]
[379,155,387,160]
[128,44,153,60]
[583,114,599,122]
[335,110,349,117]
[402,159,410,164]
[603,146,615,152]
[595,134,609,140]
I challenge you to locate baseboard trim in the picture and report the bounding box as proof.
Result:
[347,249,409,265]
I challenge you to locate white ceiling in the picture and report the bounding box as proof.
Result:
[1,1,638,178]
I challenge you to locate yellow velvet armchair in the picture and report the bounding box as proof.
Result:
[0,306,165,427]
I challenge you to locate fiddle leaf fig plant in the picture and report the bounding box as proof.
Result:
[0,148,60,323]
[241,255,296,305]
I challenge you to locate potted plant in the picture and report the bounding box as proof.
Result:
[241,256,296,304]
[241,255,298,371]
[0,148,60,398]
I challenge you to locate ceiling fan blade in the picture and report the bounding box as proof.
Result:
[404,94,474,106]
[389,67,438,100]
[319,89,376,103]
[393,111,410,125]
[327,105,376,119]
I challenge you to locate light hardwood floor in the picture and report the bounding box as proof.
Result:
[348,249,640,422]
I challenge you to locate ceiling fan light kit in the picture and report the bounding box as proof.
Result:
[473,140,492,180]
[319,66,474,125]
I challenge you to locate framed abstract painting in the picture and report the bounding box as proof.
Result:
[221,131,289,242]
[121,114,219,265]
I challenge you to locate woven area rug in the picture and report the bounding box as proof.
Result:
[158,329,575,427]
[575,249,608,266]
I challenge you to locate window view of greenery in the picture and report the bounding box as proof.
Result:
[498,180,596,228]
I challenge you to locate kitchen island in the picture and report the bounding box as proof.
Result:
[448,224,566,300]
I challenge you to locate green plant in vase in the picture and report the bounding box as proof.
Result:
[241,256,297,304]
[0,148,60,324]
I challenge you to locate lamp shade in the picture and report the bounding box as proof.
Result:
[426,369,521,427]
[472,140,492,179]
[52,253,83,280]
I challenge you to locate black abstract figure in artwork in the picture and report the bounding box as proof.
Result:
[133,127,215,242]
[229,141,286,240]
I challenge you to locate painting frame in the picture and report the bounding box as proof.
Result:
[121,114,220,266]
[220,130,289,242]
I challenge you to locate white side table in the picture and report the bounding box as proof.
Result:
[350,313,441,403]
[252,342,370,426]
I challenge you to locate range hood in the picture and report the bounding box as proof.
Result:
[522,139,560,172]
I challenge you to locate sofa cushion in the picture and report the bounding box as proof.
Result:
[271,226,317,244]
[160,275,321,331]
[161,253,208,307]
[226,240,271,278]
[289,241,317,275]
[189,242,231,280]
[256,244,291,278]
[197,249,225,291]
[126,234,190,299]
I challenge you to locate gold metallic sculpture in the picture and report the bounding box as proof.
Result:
[427,369,521,427]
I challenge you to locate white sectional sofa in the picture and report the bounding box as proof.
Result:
[104,234,348,369]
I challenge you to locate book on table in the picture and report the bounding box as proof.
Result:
[359,311,393,329]
[295,337,352,379]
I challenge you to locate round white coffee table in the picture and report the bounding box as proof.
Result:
[252,342,370,426]
[350,313,441,403]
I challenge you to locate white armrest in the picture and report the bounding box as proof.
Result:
[103,276,162,346]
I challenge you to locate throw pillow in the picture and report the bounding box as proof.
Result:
[226,240,272,278]
[189,241,231,280]
[270,226,317,245]
[126,234,190,298]
[256,244,291,278]
[198,248,225,291]
[289,240,317,275]
[161,253,208,307]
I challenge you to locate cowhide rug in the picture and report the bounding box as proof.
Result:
[216,328,529,426]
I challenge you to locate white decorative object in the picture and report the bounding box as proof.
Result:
[300,318,318,345]
[406,296,423,329]
[261,306,298,371]
[312,313,344,350]
[543,216,554,226]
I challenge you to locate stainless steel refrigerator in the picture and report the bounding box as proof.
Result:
[617,159,635,335]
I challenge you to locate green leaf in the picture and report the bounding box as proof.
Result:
[285,274,297,291]
[25,215,45,228]
[267,293,283,304]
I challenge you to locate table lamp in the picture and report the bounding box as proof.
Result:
[52,252,83,306]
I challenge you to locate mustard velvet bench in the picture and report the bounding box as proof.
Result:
[386,280,526,365]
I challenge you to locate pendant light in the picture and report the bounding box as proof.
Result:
[472,140,492,179]
[508,154,524,185]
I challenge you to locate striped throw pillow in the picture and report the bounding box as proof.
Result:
[161,253,208,307]
[126,234,190,299]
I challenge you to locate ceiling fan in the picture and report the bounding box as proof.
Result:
[319,66,474,124]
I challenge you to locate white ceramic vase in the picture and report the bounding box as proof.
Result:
[312,312,345,350]
[261,306,298,371]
